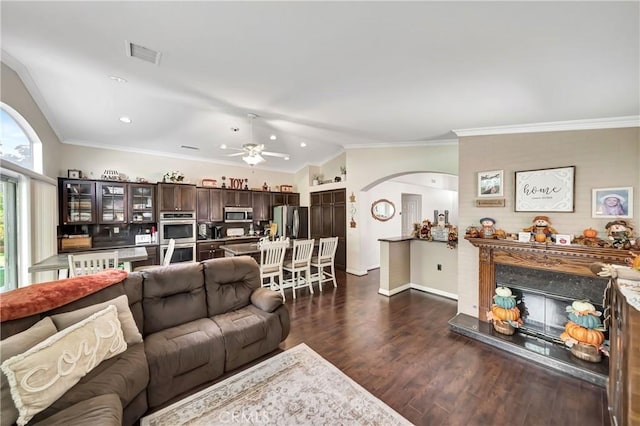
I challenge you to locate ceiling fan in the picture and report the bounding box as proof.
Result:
[223,114,289,165]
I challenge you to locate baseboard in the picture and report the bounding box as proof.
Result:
[346,268,367,276]
[378,283,411,296]
[409,283,458,300]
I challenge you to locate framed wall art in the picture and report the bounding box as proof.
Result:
[477,170,503,197]
[514,166,575,212]
[591,187,633,219]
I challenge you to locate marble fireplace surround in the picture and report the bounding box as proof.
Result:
[449,237,629,386]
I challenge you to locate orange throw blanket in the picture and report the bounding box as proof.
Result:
[0,269,128,322]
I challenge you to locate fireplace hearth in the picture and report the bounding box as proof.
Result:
[450,238,629,385]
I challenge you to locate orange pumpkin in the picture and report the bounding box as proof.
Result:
[491,305,520,322]
[583,228,598,238]
[565,321,604,346]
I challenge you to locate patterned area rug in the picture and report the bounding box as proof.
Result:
[141,343,411,425]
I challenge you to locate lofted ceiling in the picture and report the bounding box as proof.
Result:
[1,1,638,172]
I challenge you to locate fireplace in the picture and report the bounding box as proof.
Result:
[496,264,607,343]
[449,237,628,386]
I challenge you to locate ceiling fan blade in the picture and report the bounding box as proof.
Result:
[262,151,289,158]
[227,152,245,157]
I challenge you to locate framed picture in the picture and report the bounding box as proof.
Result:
[477,170,503,197]
[591,187,633,218]
[67,169,81,179]
[514,166,575,212]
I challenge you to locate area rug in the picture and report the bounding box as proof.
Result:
[141,343,411,425]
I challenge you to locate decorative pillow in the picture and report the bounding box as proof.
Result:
[0,317,57,426]
[1,305,127,426]
[50,295,143,345]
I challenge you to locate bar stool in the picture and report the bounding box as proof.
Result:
[68,251,119,277]
[259,240,288,301]
[311,237,339,291]
[283,239,315,299]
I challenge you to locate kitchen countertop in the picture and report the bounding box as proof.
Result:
[197,236,260,244]
[221,239,317,256]
[378,236,450,243]
[30,247,149,273]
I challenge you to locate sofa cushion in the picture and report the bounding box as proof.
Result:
[144,318,225,408]
[50,295,142,345]
[213,305,284,371]
[203,257,261,316]
[32,343,148,424]
[142,262,207,335]
[0,317,57,426]
[31,393,122,426]
[1,306,126,426]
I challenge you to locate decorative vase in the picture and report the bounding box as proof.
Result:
[493,321,515,335]
[570,342,602,363]
[341,174,346,182]
[312,179,319,186]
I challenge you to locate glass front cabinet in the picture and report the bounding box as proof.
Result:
[97,182,128,224]
[129,184,155,223]
[61,180,95,225]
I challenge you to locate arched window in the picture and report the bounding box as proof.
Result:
[1,102,43,174]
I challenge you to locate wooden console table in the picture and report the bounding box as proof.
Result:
[465,237,629,322]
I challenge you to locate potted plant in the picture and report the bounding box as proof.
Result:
[340,166,346,182]
[312,174,321,186]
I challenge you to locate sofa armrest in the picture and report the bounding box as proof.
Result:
[250,288,284,312]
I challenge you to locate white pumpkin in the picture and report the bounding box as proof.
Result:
[572,300,595,312]
[495,286,512,297]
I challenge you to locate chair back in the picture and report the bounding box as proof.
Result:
[291,239,314,268]
[68,251,119,277]
[260,240,288,271]
[317,237,339,265]
[162,238,176,266]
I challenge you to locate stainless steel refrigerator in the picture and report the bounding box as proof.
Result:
[272,205,308,239]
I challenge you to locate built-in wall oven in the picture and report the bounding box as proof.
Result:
[159,212,196,245]
[160,243,196,264]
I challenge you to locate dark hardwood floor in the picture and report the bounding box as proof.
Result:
[281,269,610,426]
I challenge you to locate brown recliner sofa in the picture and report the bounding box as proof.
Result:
[0,256,290,425]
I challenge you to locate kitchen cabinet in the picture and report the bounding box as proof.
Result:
[310,189,346,270]
[97,182,128,224]
[224,190,252,207]
[197,188,224,222]
[197,241,225,261]
[607,279,640,425]
[130,246,159,269]
[158,183,196,211]
[60,179,96,225]
[252,192,272,221]
[272,192,300,206]
[129,184,155,223]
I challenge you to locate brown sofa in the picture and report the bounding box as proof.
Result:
[0,256,290,425]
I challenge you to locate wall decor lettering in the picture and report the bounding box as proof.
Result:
[514,166,575,212]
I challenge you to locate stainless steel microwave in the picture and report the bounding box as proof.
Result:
[224,207,253,223]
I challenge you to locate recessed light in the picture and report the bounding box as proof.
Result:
[300,142,307,148]
[119,116,132,124]
[270,135,277,140]
[220,144,227,149]
[284,157,290,161]
[110,75,127,83]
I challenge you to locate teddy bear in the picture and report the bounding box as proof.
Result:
[605,220,634,249]
[523,215,558,240]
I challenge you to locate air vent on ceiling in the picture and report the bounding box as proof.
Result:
[180,145,199,151]
[125,41,161,65]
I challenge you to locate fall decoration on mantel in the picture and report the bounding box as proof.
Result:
[560,300,606,362]
[522,215,558,243]
[486,286,522,335]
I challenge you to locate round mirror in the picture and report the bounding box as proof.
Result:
[371,199,396,221]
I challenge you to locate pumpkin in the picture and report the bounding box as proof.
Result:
[491,305,520,322]
[583,228,598,238]
[565,321,604,346]
[495,286,512,297]
[568,312,602,329]
[571,300,595,313]
[493,295,517,309]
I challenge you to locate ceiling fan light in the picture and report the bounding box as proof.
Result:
[220,144,227,149]
[243,154,265,166]
[270,134,277,140]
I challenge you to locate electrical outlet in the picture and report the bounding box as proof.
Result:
[113,227,119,234]
[437,264,442,271]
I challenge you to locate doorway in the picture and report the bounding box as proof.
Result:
[401,194,422,236]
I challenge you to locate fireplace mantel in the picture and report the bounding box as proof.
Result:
[465,237,629,322]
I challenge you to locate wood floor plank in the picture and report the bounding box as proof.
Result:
[282,269,611,426]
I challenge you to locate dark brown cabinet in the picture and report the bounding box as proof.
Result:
[224,190,252,207]
[97,182,128,224]
[197,241,224,261]
[196,188,223,222]
[158,183,196,211]
[252,192,272,221]
[310,189,346,270]
[130,246,159,269]
[129,184,155,223]
[60,179,96,225]
[272,192,300,206]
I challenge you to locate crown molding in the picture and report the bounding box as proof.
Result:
[344,138,458,149]
[453,116,640,137]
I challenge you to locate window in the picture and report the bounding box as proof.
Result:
[0,103,43,173]
[0,175,17,292]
